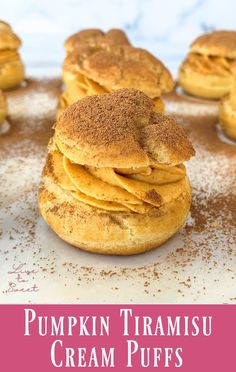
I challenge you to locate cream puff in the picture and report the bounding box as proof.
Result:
[59,29,174,116]
[39,89,195,255]
[178,30,236,99]
[0,20,25,90]
[219,83,236,140]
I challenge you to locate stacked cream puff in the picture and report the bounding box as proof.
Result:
[178,30,236,99]
[0,20,25,90]
[39,89,195,255]
[220,84,236,140]
[58,29,174,116]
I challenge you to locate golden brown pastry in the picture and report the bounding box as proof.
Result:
[59,29,173,116]
[0,20,25,90]
[39,89,195,255]
[64,28,131,55]
[219,83,236,140]
[0,89,7,125]
[178,31,236,99]
[62,29,131,87]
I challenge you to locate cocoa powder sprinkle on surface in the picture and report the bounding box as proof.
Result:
[0,81,235,304]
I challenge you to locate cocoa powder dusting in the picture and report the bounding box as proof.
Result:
[55,89,194,167]
[0,83,235,303]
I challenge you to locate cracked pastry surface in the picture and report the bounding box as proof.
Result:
[39,89,195,255]
[178,30,236,99]
[219,84,236,140]
[59,28,173,116]
[64,28,131,54]
[0,20,25,90]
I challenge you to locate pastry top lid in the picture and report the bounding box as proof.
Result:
[0,20,12,32]
[190,30,236,59]
[54,89,195,168]
[64,28,131,53]
[0,20,21,50]
[64,42,174,98]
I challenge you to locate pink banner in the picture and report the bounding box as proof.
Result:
[0,305,235,371]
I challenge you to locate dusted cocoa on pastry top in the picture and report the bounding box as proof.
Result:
[63,41,173,99]
[64,28,131,54]
[55,88,194,168]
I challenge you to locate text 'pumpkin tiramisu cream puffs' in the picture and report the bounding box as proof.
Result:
[58,29,174,117]
[178,31,236,99]
[0,89,7,126]
[219,83,236,140]
[39,89,195,255]
[0,20,25,90]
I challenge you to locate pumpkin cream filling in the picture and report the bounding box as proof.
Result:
[61,69,164,113]
[0,49,22,64]
[182,52,236,76]
[44,142,188,215]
